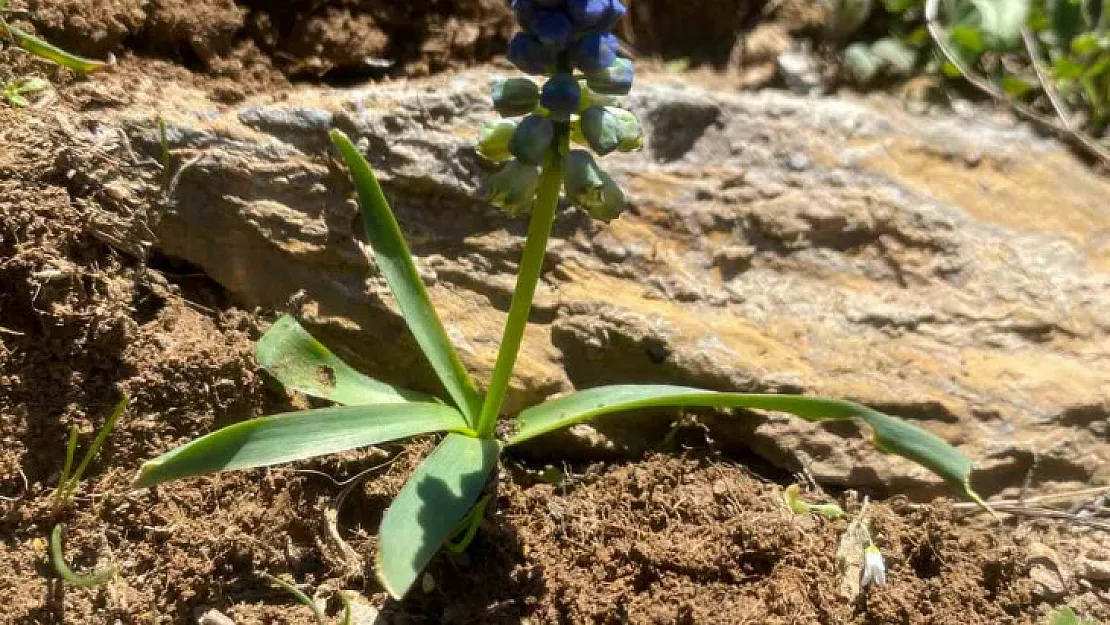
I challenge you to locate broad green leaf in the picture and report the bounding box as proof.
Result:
[330,130,482,424]
[135,403,470,488]
[257,315,436,406]
[507,385,983,503]
[2,24,108,73]
[376,433,498,599]
[971,0,1031,50]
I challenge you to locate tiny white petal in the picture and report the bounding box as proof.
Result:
[861,544,887,587]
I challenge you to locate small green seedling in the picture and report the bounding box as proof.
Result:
[49,523,117,588]
[783,483,846,519]
[1,76,47,107]
[135,1,985,600]
[53,395,127,507]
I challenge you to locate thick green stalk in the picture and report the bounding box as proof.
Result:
[476,149,564,437]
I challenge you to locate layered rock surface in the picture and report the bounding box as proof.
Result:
[83,69,1108,497]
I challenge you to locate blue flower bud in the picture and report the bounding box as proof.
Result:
[477,119,519,162]
[511,0,535,28]
[531,10,574,50]
[563,149,626,221]
[587,57,634,95]
[567,0,610,28]
[581,106,643,156]
[508,33,557,75]
[488,160,541,217]
[541,72,582,120]
[492,77,539,117]
[509,114,554,165]
[573,32,618,73]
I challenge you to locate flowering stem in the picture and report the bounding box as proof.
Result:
[476,145,565,438]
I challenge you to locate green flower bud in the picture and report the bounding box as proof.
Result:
[492,78,540,117]
[488,160,541,217]
[509,114,554,166]
[563,150,626,221]
[586,57,634,95]
[477,119,519,162]
[581,106,643,156]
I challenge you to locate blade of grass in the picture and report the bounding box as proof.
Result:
[257,315,437,406]
[507,385,983,504]
[51,424,80,506]
[330,130,482,424]
[2,24,108,73]
[376,433,499,599]
[134,403,472,488]
[260,572,326,625]
[68,395,127,490]
[50,524,118,588]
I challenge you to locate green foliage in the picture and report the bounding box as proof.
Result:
[1047,606,1096,625]
[842,0,1110,138]
[52,396,127,506]
[0,21,108,73]
[135,129,986,601]
[1,76,47,107]
[261,573,326,625]
[50,524,118,588]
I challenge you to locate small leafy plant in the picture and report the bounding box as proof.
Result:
[836,0,1110,161]
[135,0,984,599]
[53,395,127,507]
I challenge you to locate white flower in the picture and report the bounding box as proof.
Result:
[861,544,887,588]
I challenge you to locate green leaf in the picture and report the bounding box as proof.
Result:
[1055,56,1088,78]
[871,37,919,74]
[507,385,982,503]
[2,24,108,73]
[50,524,118,588]
[376,433,498,599]
[329,130,482,425]
[950,24,986,52]
[257,315,436,406]
[135,403,470,488]
[1071,33,1103,54]
[1001,75,1040,97]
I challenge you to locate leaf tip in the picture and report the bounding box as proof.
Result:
[132,461,160,490]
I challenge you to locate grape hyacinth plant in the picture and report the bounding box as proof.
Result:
[135,0,985,600]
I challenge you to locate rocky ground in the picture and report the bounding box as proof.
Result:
[1,1,1109,623]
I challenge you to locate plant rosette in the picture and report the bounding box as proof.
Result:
[135,0,986,600]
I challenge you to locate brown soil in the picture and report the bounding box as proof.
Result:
[1,3,1109,625]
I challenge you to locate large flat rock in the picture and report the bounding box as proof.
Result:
[97,69,1108,497]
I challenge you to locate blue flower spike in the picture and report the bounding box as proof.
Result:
[485,0,633,220]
